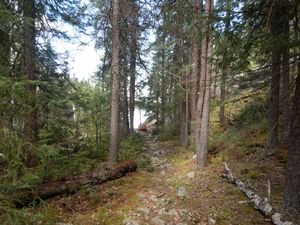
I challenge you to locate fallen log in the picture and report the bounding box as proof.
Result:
[222,162,293,225]
[11,160,137,207]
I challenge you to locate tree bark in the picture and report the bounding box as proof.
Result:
[266,2,282,155]
[129,0,138,133]
[190,0,201,122]
[219,0,231,128]
[0,1,10,76]
[280,3,290,146]
[195,0,213,167]
[178,0,188,147]
[283,60,300,221]
[109,0,121,163]
[22,0,38,167]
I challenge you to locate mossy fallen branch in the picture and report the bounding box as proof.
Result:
[222,162,293,225]
[11,160,137,207]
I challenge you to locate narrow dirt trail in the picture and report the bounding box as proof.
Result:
[47,140,270,225]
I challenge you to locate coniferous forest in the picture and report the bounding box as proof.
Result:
[0,0,299,224]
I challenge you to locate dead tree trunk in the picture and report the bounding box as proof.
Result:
[12,160,137,207]
[109,0,121,163]
[223,162,294,225]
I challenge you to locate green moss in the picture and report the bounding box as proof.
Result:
[247,171,263,180]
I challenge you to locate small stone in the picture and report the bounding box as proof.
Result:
[208,217,216,225]
[123,218,140,225]
[161,170,166,175]
[238,200,248,204]
[158,208,166,215]
[187,171,195,179]
[167,209,178,217]
[137,207,150,214]
[149,194,158,201]
[152,217,166,225]
[137,193,145,199]
[177,186,187,197]
[192,154,196,159]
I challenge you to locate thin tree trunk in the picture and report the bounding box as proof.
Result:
[195,0,213,167]
[219,68,226,125]
[160,32,166,126]
[123,72,129,135]
[109,0,121,164]
[129,0,137,133]
[219,0,231,127]
[283,60,300,221]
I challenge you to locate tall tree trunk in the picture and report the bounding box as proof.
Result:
[22,0,38,167]
[219,0,231,127]
[283,60,300,221]
[160,30,166,126]
[122,66,129,135]
[0,1,10,76]
[219,68,226,125]
[178,0,188,147]
[109,0,121,164]
[281,3,290,146]
[190,0,201,122]
[129,0,137,133]
[266,2,282,155]
[195,0,213,167]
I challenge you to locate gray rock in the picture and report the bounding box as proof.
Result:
[167,209,178,217]
[137,193,146,199]
[123,218,140,225]
[177,186,187,197]
[149,194,158,201]
[137,207,150,214]
[187,171,195,179]
[208,217,216,225]
[152,217,166,225]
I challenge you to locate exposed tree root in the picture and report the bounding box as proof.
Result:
[222,162,293,225]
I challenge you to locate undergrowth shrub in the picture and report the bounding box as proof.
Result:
[157,122,180,141]
[234,96,267,128]
[118,133,145,161]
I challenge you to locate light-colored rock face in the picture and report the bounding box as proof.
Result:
[177,186,187,197]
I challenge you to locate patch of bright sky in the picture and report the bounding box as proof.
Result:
[50,1,157,127]
[51,24,102,81]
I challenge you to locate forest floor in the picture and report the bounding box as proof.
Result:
[35,135,286,225]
